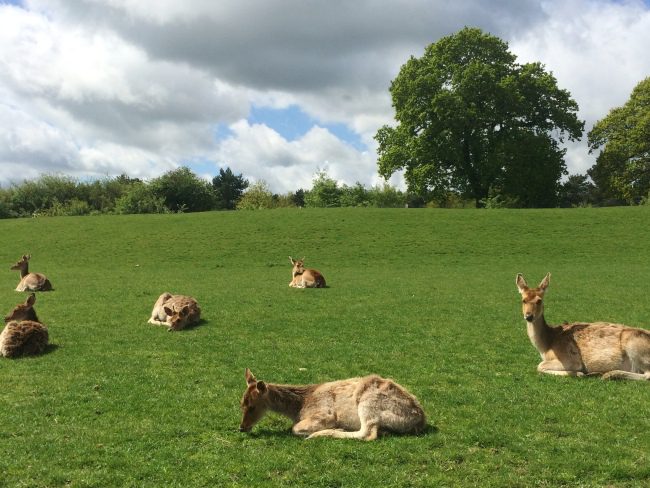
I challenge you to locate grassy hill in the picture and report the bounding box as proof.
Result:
[1,207,649,487]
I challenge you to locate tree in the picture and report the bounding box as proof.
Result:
[212,167,249,210]
[375,27,584,207]
[557,174,598,208]
[587,77,650,203]
[149,167,215,212]
[236,180,274,209]
[304,171,342,208]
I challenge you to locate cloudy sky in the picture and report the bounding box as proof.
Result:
[1,0,649,193]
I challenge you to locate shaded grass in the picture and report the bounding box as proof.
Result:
[0,207,649,487]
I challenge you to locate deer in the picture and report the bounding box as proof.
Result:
[239,368,426,441]
[1,293,48,358]
[11,254,53,292]
[516,273,650,380]
[289,257,326,288]
[147,292,201,331]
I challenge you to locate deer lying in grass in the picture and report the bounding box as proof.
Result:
[239,369,426,440]
[148,292,201,331]
[11,255,53,292]
[289,257,326,288]
[1,293,48,358]
[516,273,650,380]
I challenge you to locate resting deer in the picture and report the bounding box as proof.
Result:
[148,292,201,331]
[289,257,326,288]
[11,255,53,292]
[516,273,650,380]
[239,369,426,440]
[1,293,48,358]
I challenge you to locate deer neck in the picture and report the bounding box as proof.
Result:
[526,314,554,354]
[20,265,28,278]
[266,383,313,421]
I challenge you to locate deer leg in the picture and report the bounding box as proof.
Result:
[537,361,586,377]
[292,416,335,437]
[307,403,380,441]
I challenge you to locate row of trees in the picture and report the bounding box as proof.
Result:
[0,168,431,218]
[376,27,650,207]
[0,163,638,219]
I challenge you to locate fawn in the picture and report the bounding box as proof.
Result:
[11,254,53,292]
[289,257,326,288]
[1,293,48,358]
[148,292,201,331]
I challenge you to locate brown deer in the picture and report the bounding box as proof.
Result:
[148,292,201,331]
[11,255,53,292]
[289,257,326,288]
[1,293,48,358]
[239,369,426,440]
[516,273,650,380]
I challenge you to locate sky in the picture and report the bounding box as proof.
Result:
[1,0,649,193]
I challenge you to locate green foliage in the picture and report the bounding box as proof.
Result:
[1,208,649,487]
[588,77,650,202]
[376,27,584,207]
[212,167,249,210]
[367,183,406,208]
[236,180,274,209]
[149,166,216,212]
[114,182,170,214]
[558,174,598,208]
[304,171,342,207]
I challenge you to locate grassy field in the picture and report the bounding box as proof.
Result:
[0,207,649,487]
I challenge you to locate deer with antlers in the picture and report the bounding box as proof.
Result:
[11,255,53,292]
[1,293,48,358]
[289,257,326,288]
[239,369,426,440]
[516,273,650,380]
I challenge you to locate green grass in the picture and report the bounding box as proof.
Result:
[1,207,649,487]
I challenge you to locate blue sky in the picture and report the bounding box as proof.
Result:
[1,0,649,192]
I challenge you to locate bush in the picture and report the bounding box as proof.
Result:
[114,183,170,214]
[149,167,216,212]
[236,181,274,210]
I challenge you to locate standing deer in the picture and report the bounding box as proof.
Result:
[11,255,53,292]
[148,292,201,331]
[239,369,426,440]
[1,293,48,358]
[516,273,650,380]
[289,257,326,288]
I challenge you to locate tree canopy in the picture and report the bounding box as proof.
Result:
[212,167,249,210]
[588,77,650,202]
[375,27,584,207]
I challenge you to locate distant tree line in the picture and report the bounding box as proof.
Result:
[0,162,646,219]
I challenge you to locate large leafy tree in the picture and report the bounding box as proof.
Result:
[150,167,215,212]
[587,77,650,202]
[376,27,584,207]
[212,167,249,210]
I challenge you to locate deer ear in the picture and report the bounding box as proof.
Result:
[515,274,528,294]
[245,368,256,385]
[163,306,173,316]
[256,381,267,393]
[289,256,296,264]
[26,293,36,307]
[539,273,551,293]
[180,305,189,317]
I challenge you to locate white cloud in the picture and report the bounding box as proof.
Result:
[214,120,376,193]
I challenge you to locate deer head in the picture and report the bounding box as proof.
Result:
[239,368,268,432]
[289,256,306,276]
[163,305,190,331]
[4,293,38,323]
[10,254,30,272]
[516,273,550,323]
